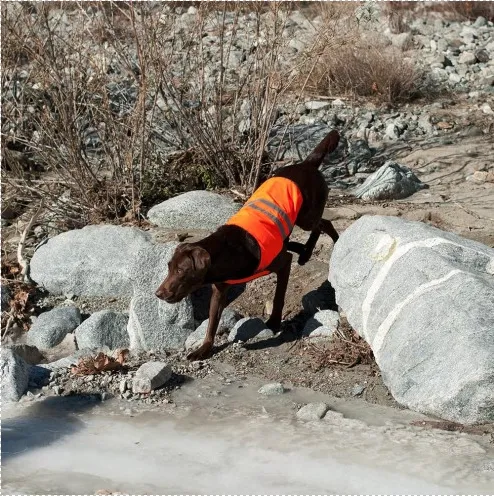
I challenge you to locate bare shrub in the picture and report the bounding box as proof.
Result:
[2,2,150,225]
[2,1,303,227]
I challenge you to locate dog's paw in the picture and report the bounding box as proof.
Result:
[298,253,309,266]
[265,317,281,332]
[186,342,213,361]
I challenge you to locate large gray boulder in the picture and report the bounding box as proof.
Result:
[330,215,494,424]
[75,310,129,350]
[354,161,428,201]
[128,242,195,350]
[31,225,152,297]
[27,306,81,349]
[147,191,240,230]
[1,348,29,402]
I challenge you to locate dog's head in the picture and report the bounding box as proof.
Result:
[155,243,210,303]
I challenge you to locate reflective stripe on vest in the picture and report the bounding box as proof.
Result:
[224,176,303,285]
[244,198,294,240]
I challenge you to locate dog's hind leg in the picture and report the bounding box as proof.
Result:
[319,218,339,243]
[265,251,293,332]
[286,240,305,255]
[297,228,321,266]
[291,218,338,266]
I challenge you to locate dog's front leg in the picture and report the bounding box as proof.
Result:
[187,282,229,361]
[265,251,293,332]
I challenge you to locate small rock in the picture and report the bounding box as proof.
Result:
[385,123,399,140]
[332,98,345,108]
[475,49,490,64]
[418,114,434,134]
[469,170,494,183]
[52,385,63,395]
[303,310,339,338]
[186,308,242,351]
[8,344,43,365]
[119,379,127,394]
[27,307,81,349]
[132,361,172,393]
[458,52,477,65]
[474,16,487,28]
[1,284,11,311]
[258,382,285,396]
[449,73,462,84]
[30,225,152,298]
[74,310,129,350]
[436,121,453,130]
[352,384,366,397]
[481,103,494,115]
[296,402,329,420]
[1,349,29,402]
[289,38,306,52]
[305,100,331,111]
[228,317,274,343]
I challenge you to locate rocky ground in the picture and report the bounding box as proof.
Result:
[2,3,494,442]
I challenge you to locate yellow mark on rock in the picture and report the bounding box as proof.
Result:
[371,234,397,262]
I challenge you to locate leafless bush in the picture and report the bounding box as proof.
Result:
[2,2,149,225]
[1,1,305,226]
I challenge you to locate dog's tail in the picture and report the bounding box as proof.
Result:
[302,130,340,168]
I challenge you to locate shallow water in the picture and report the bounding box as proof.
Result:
[2,373,493,494]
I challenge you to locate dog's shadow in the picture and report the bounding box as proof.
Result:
[218,280,338,354]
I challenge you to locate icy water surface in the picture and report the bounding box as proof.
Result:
[2,372,493,494]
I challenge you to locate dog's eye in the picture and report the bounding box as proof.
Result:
[177,268,183,274]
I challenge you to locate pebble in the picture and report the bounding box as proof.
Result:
[119,379,127,394]
[132,361,172,394]
[296,402,329,421]
[481,103,494,115]
[351,384,366,397]
[305,100,330,111]
[258,382,286,396]
[458,52,477,65]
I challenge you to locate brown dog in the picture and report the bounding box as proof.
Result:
[156,130,340,361]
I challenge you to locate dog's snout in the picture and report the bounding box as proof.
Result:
[155,286,170,300]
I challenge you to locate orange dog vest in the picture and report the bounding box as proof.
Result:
[224,177,303,285]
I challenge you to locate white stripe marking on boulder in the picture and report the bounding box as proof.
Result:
[372,269,463,355]
[361,237,464,341]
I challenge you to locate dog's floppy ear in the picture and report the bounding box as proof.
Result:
[189,246,211,273]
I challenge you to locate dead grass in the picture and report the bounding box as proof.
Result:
[305,33,429,104]
[296,3,434,104]
[301,320,375,371]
